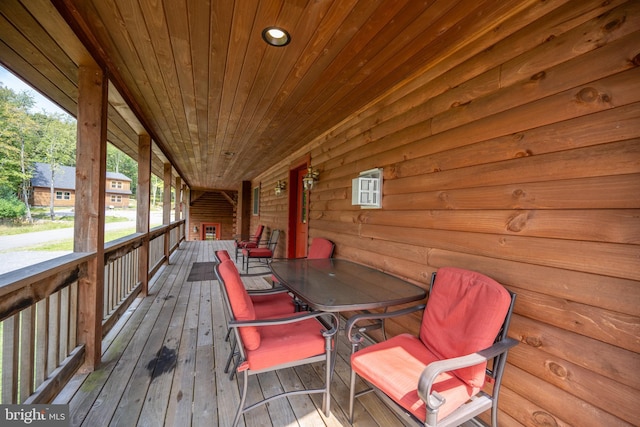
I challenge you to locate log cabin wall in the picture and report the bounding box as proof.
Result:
[252,1,640,426]
[188,190,236,241]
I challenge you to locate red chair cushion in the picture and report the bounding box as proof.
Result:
[215,250,231,262]
[235,240,258,249]
[420,267,511,389]
[251,292,295,317]
[244,317,326,371]
[242,248,273,258]
[218,260,261,350]
[307,238,334,259]
[351,333,475,421]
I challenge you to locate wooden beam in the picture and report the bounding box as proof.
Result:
[137,134,151,296]
[175,176,182,221]
[219,191,236,207]
[74,62,107,371]
[163,163,171,263]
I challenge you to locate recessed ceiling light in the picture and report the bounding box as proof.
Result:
[262,27,291,47]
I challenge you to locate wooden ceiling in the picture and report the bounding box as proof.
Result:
[1,0,532,190]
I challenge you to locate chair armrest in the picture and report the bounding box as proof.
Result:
[346,304,426,344]
[229,311,339,336]
[417,337,519,408]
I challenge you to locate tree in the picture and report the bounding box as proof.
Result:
[0,85,37,222]
[34,113,76,220]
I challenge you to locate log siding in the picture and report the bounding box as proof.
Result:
[252,1,640,426]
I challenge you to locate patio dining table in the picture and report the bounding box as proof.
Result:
[269,258,426,313]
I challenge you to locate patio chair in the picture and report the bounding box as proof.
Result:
[241,229,280,274]
[234,224,264,262]
[347,267,517,427]
[214,259,338,427]
[214,250,296,373]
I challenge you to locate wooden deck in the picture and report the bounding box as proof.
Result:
[54,240,408,427]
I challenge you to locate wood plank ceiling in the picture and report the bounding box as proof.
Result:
[1,0,530,190]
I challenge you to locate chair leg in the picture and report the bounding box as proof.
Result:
[232,370,249,427]
[349,367,357,424]
[224,336,237,373]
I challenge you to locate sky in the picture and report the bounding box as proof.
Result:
[0,65,68,116]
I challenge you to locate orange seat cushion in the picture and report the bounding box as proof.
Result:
[351,333,475,421]
[245,317,327,371]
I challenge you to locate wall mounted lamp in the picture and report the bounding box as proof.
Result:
[193,225,198,233]
[302,167,320,191]
[274,180,287,196]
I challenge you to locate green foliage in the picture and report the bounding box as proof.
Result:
[0,190,26,220]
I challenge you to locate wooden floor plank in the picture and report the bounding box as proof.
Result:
[58,240,428,426]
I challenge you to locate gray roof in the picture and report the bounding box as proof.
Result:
[31,163,132,191]
[31,163,76,190]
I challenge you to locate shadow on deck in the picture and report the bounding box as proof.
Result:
[53,240,405,427]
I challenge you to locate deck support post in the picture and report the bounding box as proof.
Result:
[175,176,181,221]
[137,134,151,296]
[74,62,108,371]
[163,162,172,263]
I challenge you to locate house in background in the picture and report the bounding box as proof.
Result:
[29,162,132,209]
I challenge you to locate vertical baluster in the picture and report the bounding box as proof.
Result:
[104,262,110,318]
[19,307,35,402]
[59,287,69,363]
[2,315,19,403]
[35,299,48,387]
[47,292,60,377]
[69,281,78,351]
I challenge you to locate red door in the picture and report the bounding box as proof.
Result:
[287,162,309,258]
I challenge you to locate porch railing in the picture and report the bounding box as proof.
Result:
[0,220,185,404]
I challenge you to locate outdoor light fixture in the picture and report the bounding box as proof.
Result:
[274,180,287,196]
[302,167,319,191]
[193,225,198,233]
[262,26,291,46]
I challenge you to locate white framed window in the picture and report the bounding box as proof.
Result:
[352,168,383,209]
[252,186,260,216]
[110,180,123,189]
[110,195,122,203]
[56,191,71,200]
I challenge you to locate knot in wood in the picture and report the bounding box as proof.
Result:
[603,16,624,33]
[532,411,559,427]
[438,192,449,202]
[546,361,568,379]
[576,87,599,103]
[388,164,399,179]
[514,149,533,158]
[530,71,546,81]
[506,212,528,232]
[524,336,542,347]
[512,189,526,199]
[632,53,640,67]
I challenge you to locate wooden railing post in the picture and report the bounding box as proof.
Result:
[175,176,181,221]
[137,134,151,296]
[74,62,108,371]
[163,162,171,263]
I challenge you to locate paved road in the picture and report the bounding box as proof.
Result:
[0,211,163,275]
[0,221,136,275]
